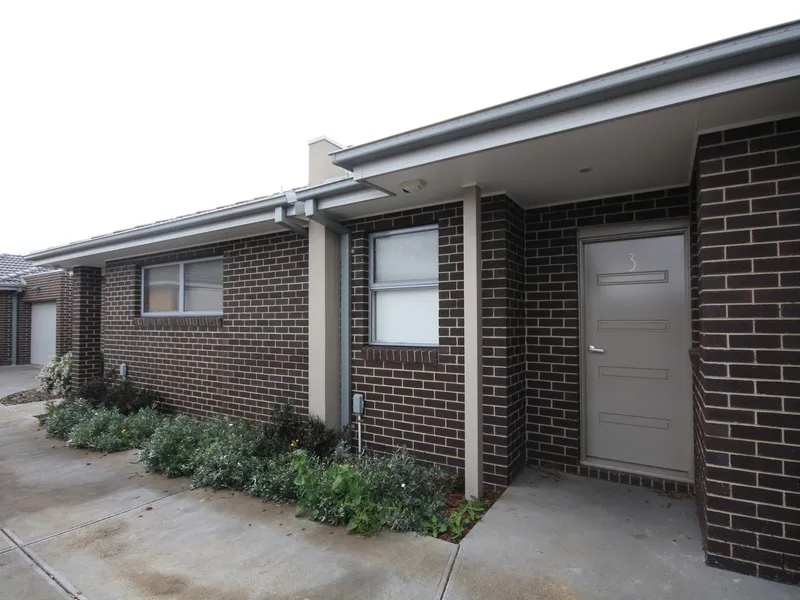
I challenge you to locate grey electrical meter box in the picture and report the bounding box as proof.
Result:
[352,393,364,415]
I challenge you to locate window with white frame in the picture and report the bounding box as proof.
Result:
[141,257,223,316]
[369,225,438,345]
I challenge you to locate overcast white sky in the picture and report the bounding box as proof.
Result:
[1,2,797,255]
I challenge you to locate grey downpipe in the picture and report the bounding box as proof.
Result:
[11,291,19,365]
[340,232,351,428]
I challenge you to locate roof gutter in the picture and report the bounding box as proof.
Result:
[331,21,800,171]
[25,178,365,263]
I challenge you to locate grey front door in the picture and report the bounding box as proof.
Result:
[583,232,690,475]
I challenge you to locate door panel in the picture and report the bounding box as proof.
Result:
[583,233,689,474]
[31,301,57,366]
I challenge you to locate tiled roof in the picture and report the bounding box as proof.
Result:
[0,254,54,287]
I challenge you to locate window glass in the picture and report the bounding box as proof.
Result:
[374,229,438,283]
[143,265,179,313]
[184,259,223,312]
[370,227,438,345]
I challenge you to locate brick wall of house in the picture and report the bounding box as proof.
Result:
[481,195,527,486]
[346,203,466,474]
[72,266,103,387]
[690,177,710,543]
[16,303,31,364]
[524,188,693,483]
[0,292,12,365]
[102,231,309,420]
[58,272,73,357]
[695,116,799,584]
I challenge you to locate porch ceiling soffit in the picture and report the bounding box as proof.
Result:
[348,72,800,210]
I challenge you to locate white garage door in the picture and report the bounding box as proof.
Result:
[31,302,57,365]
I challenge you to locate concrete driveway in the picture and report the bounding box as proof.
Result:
[0,408,456,600]
[0,365,42,399]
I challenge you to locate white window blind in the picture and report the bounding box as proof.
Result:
[370,227,438,345]
[184,260,223,312]
[142,258,223,316]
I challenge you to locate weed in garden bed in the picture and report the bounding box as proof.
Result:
[421,497,485,543]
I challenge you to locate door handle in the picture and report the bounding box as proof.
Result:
[588,345,605,354]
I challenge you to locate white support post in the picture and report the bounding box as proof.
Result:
[463,184,483,499]
[308,219,341,428]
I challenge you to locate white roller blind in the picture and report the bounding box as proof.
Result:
[184,259,223,312]
[373,288,438,345]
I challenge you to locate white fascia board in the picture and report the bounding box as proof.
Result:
[352,55,800,180]
[316,187,391,211]
[29,210,282,267]
[29,185,387,267]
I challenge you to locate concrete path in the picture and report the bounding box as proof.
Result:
[0,364,42,399]
[444,469,796,600]
[0,410,456,600]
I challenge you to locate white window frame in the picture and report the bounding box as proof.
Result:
[368,224,439,346]
[141,256,223,317]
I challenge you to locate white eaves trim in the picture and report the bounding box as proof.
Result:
[351,54,800,179]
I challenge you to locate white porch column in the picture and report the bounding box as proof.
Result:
[463,185,483,498]
[308,219,341,428]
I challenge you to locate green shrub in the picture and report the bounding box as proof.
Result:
[139,415,205,477]
[68,408,129,452]
[358,448,448,532]
[74,372,161,414]
[257,403,343,459]
[247,453,299,503]
[289,445,448,535]
[38,353,72,397]
[44,398,95,439]
[292,449,378,531]
[190,420,264,490]
[123,407,168,446]
[63,406,167,452]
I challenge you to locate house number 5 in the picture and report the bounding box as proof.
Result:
[629,253,636,272]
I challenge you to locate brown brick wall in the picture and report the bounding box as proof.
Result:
[346,203,466,473]
[0,292,12,365]
[16,302,31,364]
[72,266,103,387]
[525,187,693,469]
[101,231,309,420]
[481,195,527,486]
[695,116,800,584]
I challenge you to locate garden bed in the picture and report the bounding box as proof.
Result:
[1,388,59,405]
[43,392,491,542]
[35,355,492,542]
